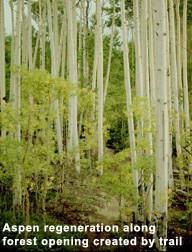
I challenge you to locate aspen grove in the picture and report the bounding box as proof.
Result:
[0,0,192,251]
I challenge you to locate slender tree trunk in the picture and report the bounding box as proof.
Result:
[60,7,67,143]
[66,0,80,173]
[82,0,89,86]
[133,0,143,98]
[27,0,33,69]
[103,0,115,105]
[120,0,138,219]
[133,0,145,222]
[14,0,22,141]
[176,0,184,132]
[47,0,63,156]
[143,0,154,223]
[21,5,28,67]
[148,0,156,104]
[166,9,174,189]
[11,0,23,213]
[9,0,15,102]
[39,0,46,70]
[154,0,169,250]
[0,0,6,138]
[169,0,181,157]
[183,0,190,130]
[96,0,104,176]
[169,0,186,189]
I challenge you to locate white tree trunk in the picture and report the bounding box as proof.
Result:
[182,0,190,130]
[9,0,15,102]
[176,0,184,132]
[96,0,104,176]
[0,0,6,138]
[39,0,46,70]
[103,0,115,105]
[133,0,143,98]
[66,0,80,173]
[47,0,63,156]
[169,0,181,157]
[82,0,89,86]
[154,0,169,250]
[120,0,138,216]
[10,0,23,211]
[148,0,156,104]
[27,0,33,69]
[166,9,174,189]
[14,0,22,142]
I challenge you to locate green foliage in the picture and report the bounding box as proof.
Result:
[104,48,128,151]
[129,97,155,154]
[177,122,192,195]
[0,68,75,214]
[99,149,136,218]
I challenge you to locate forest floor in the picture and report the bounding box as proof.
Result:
[46,190,192,252]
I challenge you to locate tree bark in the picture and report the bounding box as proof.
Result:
[47,0,63,156]
[96,0,104,176]
[103,0,115,105]
[169,0,181,157]
[120,0,138,219]
[0,0,6,138]
[154,0,169,250]
[66,0,80,173]
[183,0,190,130]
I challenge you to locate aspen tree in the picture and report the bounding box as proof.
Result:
[169,0,187,189]
[92,7,98,92]
[21,5,28,67]
[169,0,182,157]
[133,0,148,222]
[183,0,190,130]
[142,0,154,222]
[141,0,149,98]
[39,0,46,70]
[12,0,22,142]
[27,0,34,109]
[90,2,98,164]
[133,0,143,99]
[149,0,156,104]
[176,0,184,127]
[137,0,154,223]
[133,0,144,222]
[61,12,67,80]
[0,0,6,138]
[60,6,67,142]
[9,0,15,102]
[120,0,138,212]
[82,0,89,86]
[103,0,115,105]
[96,0,104,175]
[66,0,80,173]
[166,9,174,189]
[27,0,33,69]
[154,0,169,250]
[9,0,23,212]
[140,0,149,223]
[24,0,33,217]
[78,1,83,79]
[47,0,63,156]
